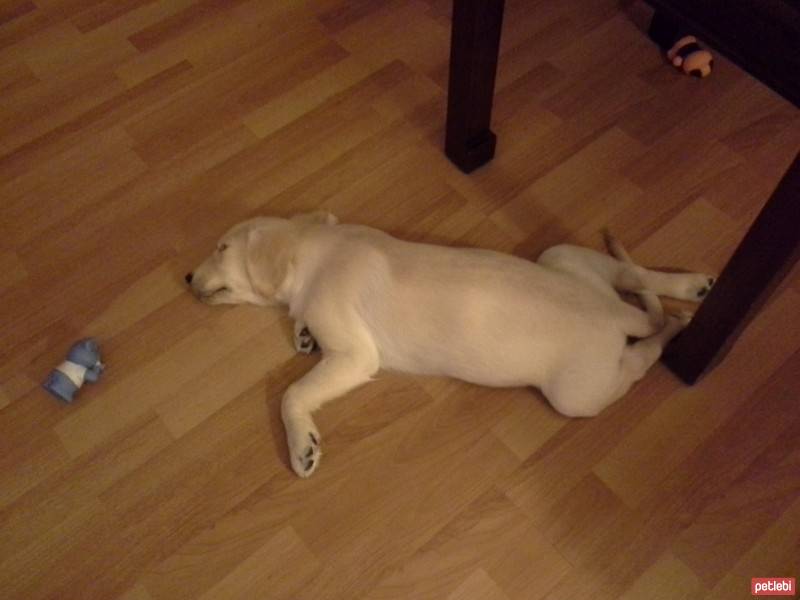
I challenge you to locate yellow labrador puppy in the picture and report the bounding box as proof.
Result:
[187,212,714,477]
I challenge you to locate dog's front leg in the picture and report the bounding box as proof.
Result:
[282,352,377,477]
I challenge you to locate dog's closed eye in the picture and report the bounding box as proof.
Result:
[217,243,229,253]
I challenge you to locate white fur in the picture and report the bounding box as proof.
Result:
[188,213,714,477]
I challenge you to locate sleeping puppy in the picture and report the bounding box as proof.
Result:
[186,212,714,478]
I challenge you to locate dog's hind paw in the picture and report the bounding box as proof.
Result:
[694,276,716,299]
[672,273,716,301]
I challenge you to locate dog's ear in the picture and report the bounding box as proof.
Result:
[244,226,297,301]
[291,211,338,226]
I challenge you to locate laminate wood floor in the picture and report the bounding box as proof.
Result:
[1,1,799,598]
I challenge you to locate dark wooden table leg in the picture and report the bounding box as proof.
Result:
[663,151,800,384]
[445,0,505,173]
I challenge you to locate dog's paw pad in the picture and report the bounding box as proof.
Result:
[696,277,716,299]
[294,326,319,355]
[673,273,716,301]
[292,432,321,478]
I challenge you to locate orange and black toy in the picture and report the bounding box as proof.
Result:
[666,35,714,78]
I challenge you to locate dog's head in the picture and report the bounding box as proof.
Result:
[186,211,337,306]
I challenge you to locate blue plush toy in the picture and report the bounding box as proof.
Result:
[43,338,105,403]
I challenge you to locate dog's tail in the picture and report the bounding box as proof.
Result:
[602,229,665,329]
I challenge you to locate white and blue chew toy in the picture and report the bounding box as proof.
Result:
[43,338,104,403]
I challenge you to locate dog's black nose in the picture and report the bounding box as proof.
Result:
[185,272,193,285]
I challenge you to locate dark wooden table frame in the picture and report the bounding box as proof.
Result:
[444,0,800,384]
[444,0,505,173]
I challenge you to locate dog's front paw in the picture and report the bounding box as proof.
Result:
[293,322,319,355]
[288,429,321,478]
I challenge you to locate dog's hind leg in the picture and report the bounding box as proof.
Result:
[543,314,688,418]
[610,313,689,399]
[538,243,666,328]
[602,233,716,302]
[538,243,716,303]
